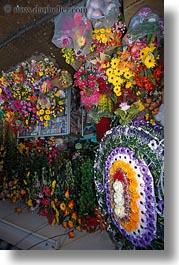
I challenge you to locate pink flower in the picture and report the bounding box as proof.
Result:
[119,102,130,111]
[61,37,71,47]
[74,12,83,25]
[88,75,95,81]
[130,41,146,61]
[42,185,51,197]
[81,90,100,105]
[41,198,50,206]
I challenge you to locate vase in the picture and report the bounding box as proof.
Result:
[96,117,111,142]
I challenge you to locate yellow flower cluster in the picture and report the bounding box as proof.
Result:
[62,48,75,65]
[17,142,29,155]
[36,108,51,127]
[93,28,113,44]
[106,57,135,96]
[140,43,157,69]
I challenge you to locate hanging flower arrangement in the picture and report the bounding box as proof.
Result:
[0,57,72,133]
[106,40,163,124]
[74,57,114,123]
[94,123,164,249]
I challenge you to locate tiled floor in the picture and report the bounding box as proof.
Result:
[0,199,115,250]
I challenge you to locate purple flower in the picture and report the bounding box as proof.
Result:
[158,199,164,215]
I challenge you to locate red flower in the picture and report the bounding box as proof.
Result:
[135,76,143,87]
[144,81,155,91]
[39,207,49,216]
[42,185,51,197]
[41,198,50,206]
[68,231,75,238]
[48,214,56,225]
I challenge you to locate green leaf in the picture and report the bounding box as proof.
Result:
[114,108,126,119]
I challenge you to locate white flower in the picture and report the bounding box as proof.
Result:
[113,192,124,205]
[113,180,123,192]
[148,139,158,150]
[119,102,130,111]
[114,205,125,218]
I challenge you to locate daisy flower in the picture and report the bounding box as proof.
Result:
[144,54,156,68]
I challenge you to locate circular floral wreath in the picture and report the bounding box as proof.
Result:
[94,123,164,249]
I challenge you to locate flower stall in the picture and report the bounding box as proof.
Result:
[0,0,164,250]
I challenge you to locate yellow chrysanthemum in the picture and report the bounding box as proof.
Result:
[44,121,48,127]
[114,68,123,76]
[39,71,44,77]
[101,36,108,43]
[106,68,114,77]
[113,76,124,86]
[106,28,112,33]
[44,115,50,121]
[140,46,150,60]
[123,70,134,79]
[40,116,43,121]
[144,54,156,68]
[101,62,110,68]
[148,43,156,52]
[99,28,105,34]
[93,29,99,34]
[113,86,121,94]
[110,58,120,69]
[95,35,101,41]
[108,74,116,84]
[39,109,44,115]
[45,109,50,115]
[126,81,132,89]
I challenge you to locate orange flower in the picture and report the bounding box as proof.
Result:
[64,208,70,216]
[71,212,77,220]
[68,231,75,238]
[67,200,74,209]
[15,207,22,214]
[67,220,74,229]
[77,218,81,225]
[130,201,139,213]
[64,189,70,198]
[20,188,26,196]
[76,225,82,232]
[62,221,67,228]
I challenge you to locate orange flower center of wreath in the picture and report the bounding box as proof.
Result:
[109,160,140,232]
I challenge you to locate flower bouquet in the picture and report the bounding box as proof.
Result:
[74,57,114,124]
[0,56,72,134]
[105,38,163,126]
